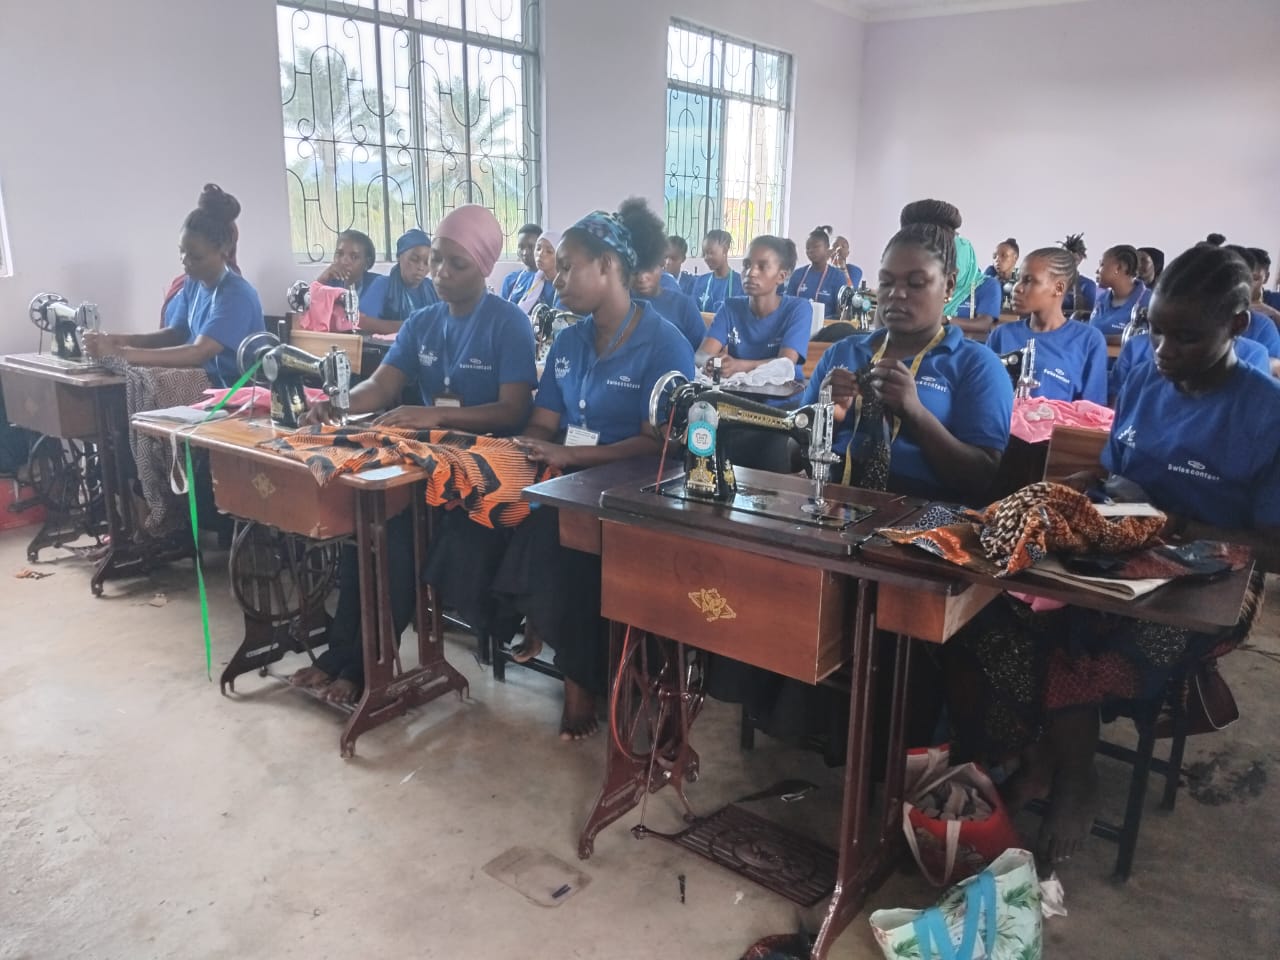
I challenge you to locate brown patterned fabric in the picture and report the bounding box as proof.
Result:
[258,426,559,529]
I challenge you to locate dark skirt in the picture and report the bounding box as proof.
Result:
[946,572,1267,758]
[421,506,521,644]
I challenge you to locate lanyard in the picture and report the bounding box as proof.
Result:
[440,299,486,390]
[800,264,830,299]
[841,326,948,485]
[188,268,229,330]
[578,302,638,427]
[700,271,737,310]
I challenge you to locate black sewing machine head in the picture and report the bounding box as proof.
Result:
[529,303,579,360]
[29,293,100,362]
[1122,302,1150,345]
[998,348,1023,387]
[237,331,351,429]
[837,281,876,331]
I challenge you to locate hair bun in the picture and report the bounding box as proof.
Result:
[1005,237,1018,247]
[899,199,962,232]
[197,183,241,224]
[1205,232,1226,246]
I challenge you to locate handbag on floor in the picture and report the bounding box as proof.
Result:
[870,848,1042,960]
[903,745,1022,887]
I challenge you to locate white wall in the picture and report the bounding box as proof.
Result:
[848,0,1280,274]
[0,0,863,353]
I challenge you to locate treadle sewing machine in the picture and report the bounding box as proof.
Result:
[647,371,872,529]
[286,280,360,330]
[529,303,579,362]
[25,293,104,368]
[236,331,351,429]
[1122,302,1150,345]
[836,280,876,330]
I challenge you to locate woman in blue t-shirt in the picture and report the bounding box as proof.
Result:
[689,229,744,312]
[801,200,1013,504]
[85,186,264,388]
[498,198,695,741]
[951,245,1278,869]
[988,247,1109,404]
[1089,245,1151,337]
[1060,233,1097,318]
[787,226,860,318]
[357,228,439,334]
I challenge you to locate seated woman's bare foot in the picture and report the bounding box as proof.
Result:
[1000,744,1055,812]
[560,679,599,741]
[1037,761,1099,867]
[511,625,544,664]
[322,677,361,705]
[289,666,333,689]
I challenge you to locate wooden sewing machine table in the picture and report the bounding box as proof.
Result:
[0,353,192,594]
[525,460,1256,959]
[131,414,468,757]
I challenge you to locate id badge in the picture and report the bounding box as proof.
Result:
[565,425,600,447]
[433,393,463,408]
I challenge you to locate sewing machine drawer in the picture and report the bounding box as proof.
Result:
[600,520,849,684]
[0,369,102,439]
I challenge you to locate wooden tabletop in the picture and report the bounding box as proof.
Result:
[130,414,427,491]
[0,353,126,388]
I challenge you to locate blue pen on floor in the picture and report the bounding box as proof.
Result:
[551,884,571,899]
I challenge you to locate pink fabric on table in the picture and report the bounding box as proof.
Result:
[1010,398,1114,444]
[195,385,328,414]
[295,282,352,332]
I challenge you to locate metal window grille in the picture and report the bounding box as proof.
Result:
[664,20,792,256]
[278,0,542,262]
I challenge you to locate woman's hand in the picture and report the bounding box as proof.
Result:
[82,331,117,359]
[316,262,346,286]
[513,437,577,470]
[716,357,754,377]
[869,358,924,422]
[302,400,334,426]
[373,406,442,430]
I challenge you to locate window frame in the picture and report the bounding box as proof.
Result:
[277,0,544,263]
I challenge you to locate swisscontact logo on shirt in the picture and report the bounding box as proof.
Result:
[1044,367,1071,386]
[1116,425,1137,447]
[459,356,493,372]
[419,350,438,367]
[1167,459,1221,482]
[917,375,949,395]
[555,356,571,380]
[606,373,640,390]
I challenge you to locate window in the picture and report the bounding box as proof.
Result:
[664,21,792,255]
[277,0,542,262]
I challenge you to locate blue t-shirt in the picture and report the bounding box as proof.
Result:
[1110,334,1270,401]
[534,304,696,446]
[360,273,440,322]
[1090,281,1152,336]
[1263,290,1280,311]
[787,263,859,319]
[500,268,539,303]
[707,296,813,381]
[1105,361,1280,528]
[638,288,706,352]
[382,294,537,411]
[164,272,265,387]
[690,271,745,313]
[801,325,1013,501]
[951,275,1004,321]
[1063,276,1097,315]
[987,318,1109,404]
[1245,311,1280,359]
[675,271,697,296]
[659,272,680,294]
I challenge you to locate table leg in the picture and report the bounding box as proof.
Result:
[813,584,911,960]
[340,487,468,758]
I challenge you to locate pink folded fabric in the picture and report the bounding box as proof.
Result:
[296,282,352,332]
[196,385,328,413]
[1010,398,1114,444]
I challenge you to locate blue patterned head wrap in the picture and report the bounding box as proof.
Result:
[570,211,638,272]
[395,228,431,258]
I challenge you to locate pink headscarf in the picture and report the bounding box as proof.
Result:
[434,204,503,277]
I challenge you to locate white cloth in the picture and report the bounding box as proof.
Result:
[696,356,796,388]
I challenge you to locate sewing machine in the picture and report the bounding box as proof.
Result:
[1013,338,1040,399]
[1121,302,1150,346]
[28,293,101,363]
[529,303,580,361]
[647,372,871,530]
[836,280,876,331]
[1000,271,1019,312]
[997,347,1024,388]
[286,280,360,330]
[236,331,351,429]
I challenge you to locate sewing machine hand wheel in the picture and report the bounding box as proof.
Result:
[28,293,68,331]
[285,281,311,314]
[238,331,281,384]
[649,370,691,432]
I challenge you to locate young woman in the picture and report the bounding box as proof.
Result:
[85,187,264,388]
[357,228,438,334]
[988,247,1109,404]
[831,234,859,287]
[1089,245,1151,336]
[1241,247,1280,324]
[503,230,558,317]
[950,245,1278,869]
[700,237,811,384]
[632,261,706,351]
[801,200,1013,504]
[317,229,382,300]
[1137,246,1164,287]
[986,238,1019,284]
[664,235,696,295]
[1220,247,1280,375]
[496,198,696,740]
[159,184,241,324]
[500,223,544,303]
[788,226,860,318]
[1060,233,1097,318]
[1110,328,1272,402]
[689,229,744,312]
[290,204,538,703]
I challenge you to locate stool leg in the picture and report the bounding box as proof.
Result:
[1162,706,1189,812]
[739,705,756,751]
[1115,710,1158,881]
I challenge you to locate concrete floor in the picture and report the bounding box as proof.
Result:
[1,525,1278,960]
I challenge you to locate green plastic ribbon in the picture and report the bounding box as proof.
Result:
[182,361,263,679]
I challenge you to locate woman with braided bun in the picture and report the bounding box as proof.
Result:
[1059,232,1097,318]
